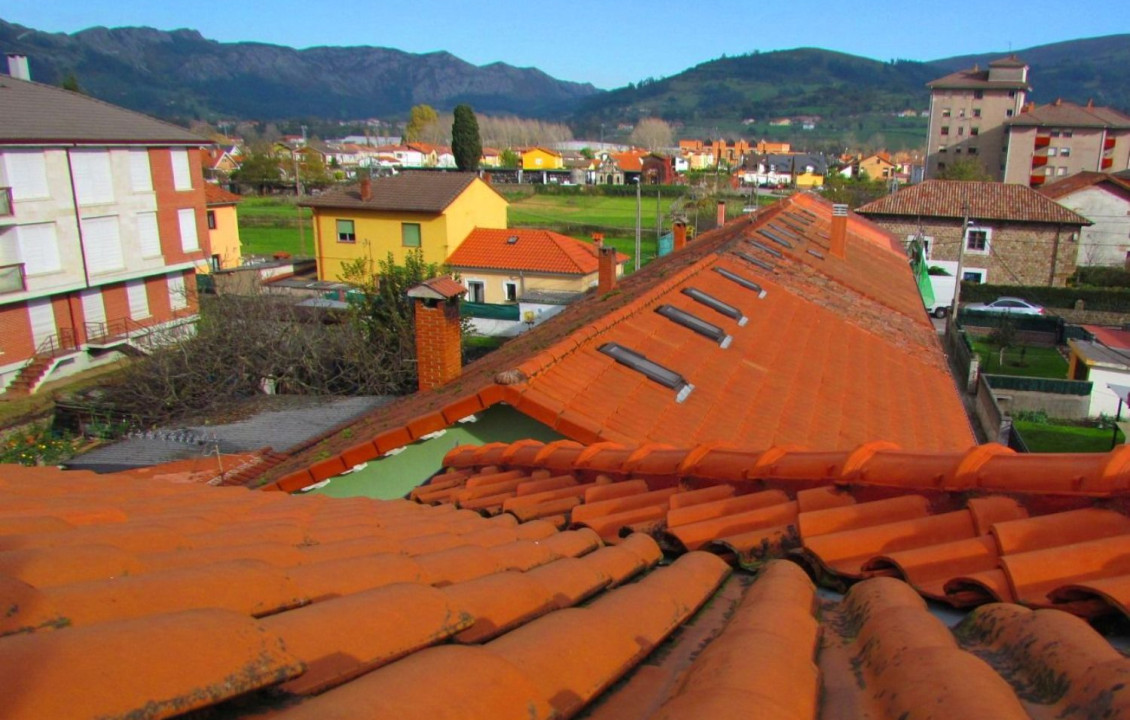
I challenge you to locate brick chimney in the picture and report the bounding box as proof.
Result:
[407,277,467,392]
[6,54,29,81]
[359,177,373,201]
[673,219,687,250]
[830,204,849,259]
[598,246,618,294]
[716,201,727,227]
[592,232,604,250]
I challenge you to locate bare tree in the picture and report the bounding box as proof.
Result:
[630,118,674,151]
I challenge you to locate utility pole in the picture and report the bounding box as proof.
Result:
[656,189,661,244]
[293,148,306,257]
[635,179,642,272]
[952,201,971,313]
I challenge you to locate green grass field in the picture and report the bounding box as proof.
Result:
[969,340,1068,379]
[1013,421,1124,452]
[237,197,312,257]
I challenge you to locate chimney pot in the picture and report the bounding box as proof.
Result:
[6,54,30,81]
[592,232,604,249]
[598,246,617,295]
[830,204,849,259]
[359,177,373,201]
[716,200,727,227]
[673,220,687,250]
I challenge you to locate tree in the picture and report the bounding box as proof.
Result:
[451,104,483,171]
[937,157,992,181]
[988,320,1019,368]
[60,72,83,94]
[298,148,333,190]
[499,149,520,168]
[629,118,674,151]
[404,104,439,143]
[231,144,283,192]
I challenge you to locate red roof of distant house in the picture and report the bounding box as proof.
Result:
[1083,325,1130,350]
[857,180,1092,225]
[447,228,628,275]
[1038,171,1130,200]
[203,183,242,206]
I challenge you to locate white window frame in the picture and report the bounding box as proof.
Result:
[171,149,193,191]
[178,208,200,252]
[503,281,518,303]
[465,278,485,304]
[962,268,988,284]
[964,226,991,255]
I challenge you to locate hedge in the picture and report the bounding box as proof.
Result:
[958,309,1065,335]
[532,183,690,198]
[960,283,1130,313]
[1071,266,1130,288]
[983,374,1093,396]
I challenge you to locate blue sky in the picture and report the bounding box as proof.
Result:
[4,1,1127,89]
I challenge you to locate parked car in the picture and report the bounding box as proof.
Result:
[963,297,1046,316]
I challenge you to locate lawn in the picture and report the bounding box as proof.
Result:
[968,340,1068,379]
[237,197,313,257]
[507,193,749,233]
[1013,420,1125,452]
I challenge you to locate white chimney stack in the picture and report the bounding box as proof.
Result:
[6,54,30,81]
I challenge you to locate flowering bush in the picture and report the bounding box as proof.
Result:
[0,424,80,466]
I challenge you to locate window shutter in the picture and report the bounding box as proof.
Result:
[126,280,150,319]
[171,149,192,190]
[137,212,162,258]
[81,288,107,326]
[81,216,125,274]
[2,151,50,200]
[178,208,199,251]
[16,222,62,275]
[129,150,153,192]
[71,151,115,205]
[167,272,187,310]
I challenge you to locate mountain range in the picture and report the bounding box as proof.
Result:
[2,18,1128,136]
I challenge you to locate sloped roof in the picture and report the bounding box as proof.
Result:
[1009,100,1130,129]
[1038,171,1130,200]
[5,448,1130,718]
[0,76,207,145]
[298,172,501,214]
[266,193,974,488]
[447,228,627,275]
[926,66,1030,91]
[203,183,242,206]
[857,180,1092,225]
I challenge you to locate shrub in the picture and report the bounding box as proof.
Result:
[961,283,1130,313]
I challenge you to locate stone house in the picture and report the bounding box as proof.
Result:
[856,180,1090,287]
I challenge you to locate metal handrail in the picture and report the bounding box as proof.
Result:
[0,187,12,217]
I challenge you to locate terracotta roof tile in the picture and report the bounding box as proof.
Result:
[1009,100,1130,129]
[857,180,1091,225]
[203,183,242,205]
[447,228,628,275]
[1038,170,1130,199]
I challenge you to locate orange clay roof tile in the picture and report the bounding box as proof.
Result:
[447,227,627,275]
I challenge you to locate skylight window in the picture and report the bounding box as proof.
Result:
[598,342,693,402]
[507,235,519,244]
[786,212,814,225]
[656,304,732,347]
[807,248,825,259]
[681,287,748,325]
[737,251,776,272]
[754,232,791,253]
[767,223,801,240]
[714,267,768,298]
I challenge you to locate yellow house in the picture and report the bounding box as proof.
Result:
[794,171,825,189]
[446,228,627,304]
[201,183,244,272]
[300,172,508,282]
[859,153,896,181]
[521,147,564,170]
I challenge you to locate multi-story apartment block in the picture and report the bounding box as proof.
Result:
[925,57,1030,180]
[1003,100,1130,188]
[0,55,209,393]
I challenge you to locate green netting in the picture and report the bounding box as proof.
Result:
[907,237,934,308]
[461,301,520,320]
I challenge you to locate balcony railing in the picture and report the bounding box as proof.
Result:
[1102,157,1114,170]
[1034,135,1051,149]
[1105,137,1117,151]
[0,187,12,217]
[1031,156,1048,168]
[1029,174,1047,186]
[0,263,25,294]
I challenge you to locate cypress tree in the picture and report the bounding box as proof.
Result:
[451,104,482,171]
